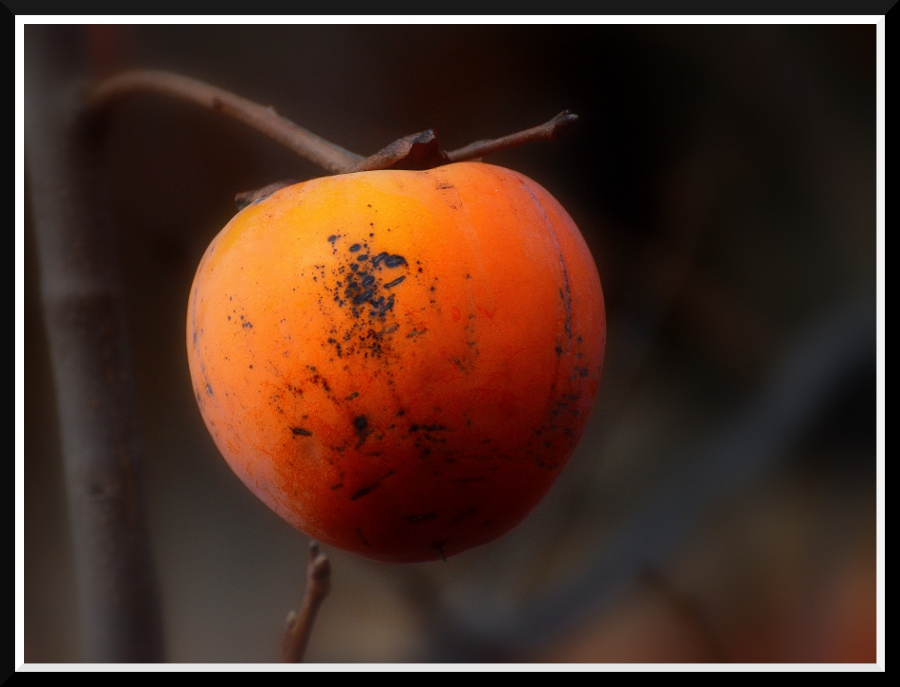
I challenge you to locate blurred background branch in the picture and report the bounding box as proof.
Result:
[24,26,164,662]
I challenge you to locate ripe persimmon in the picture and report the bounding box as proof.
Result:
[187,161,605,562]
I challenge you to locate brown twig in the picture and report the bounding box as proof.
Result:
[85,69,365,174]
[445,110,579,163]
[348,111,579,174]
[282,541,332,663]
[87,70,577,178]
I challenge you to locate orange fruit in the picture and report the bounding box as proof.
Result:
[187,161,605,562]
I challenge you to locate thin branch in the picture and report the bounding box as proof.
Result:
[445,110,579,163]
[347,112,580,173]
[87,71,577,177]
[85,69,365,174]
[282,541,332,663]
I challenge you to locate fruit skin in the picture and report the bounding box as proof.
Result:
[187,161,605,563]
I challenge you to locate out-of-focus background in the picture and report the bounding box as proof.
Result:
[23,23,879,663]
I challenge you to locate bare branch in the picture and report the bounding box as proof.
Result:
[445,111,579,163]
[86,69,365,174]
[349,112,579,174]
[282,541,332,662]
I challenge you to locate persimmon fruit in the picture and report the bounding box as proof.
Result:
[187,161,605,562]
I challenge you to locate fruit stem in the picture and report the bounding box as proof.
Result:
[282,541,332,662]
[85,69,365,174]
[445,110,579,163]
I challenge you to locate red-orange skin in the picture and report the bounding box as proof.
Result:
[187,162,605,562]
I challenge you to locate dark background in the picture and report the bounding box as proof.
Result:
[24,23,879,663]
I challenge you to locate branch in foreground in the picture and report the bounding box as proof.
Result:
[349,111,579,173]
[88,70,577,178]
[282,541,332,663]
[445,111,579,163]
[86,69,365,174]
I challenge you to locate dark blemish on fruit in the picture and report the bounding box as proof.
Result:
[330,483,344,490]
[555,345,563,356]
[345,392,359,401]
[397,409,405,417]
[309,374,331,393]
[205,383,214,396]
[352,415,373,447]
[371,252,407,269]
[434,541,447,562]
[409,424,447,432]
[357,254,369,262]
[291,427,312,437]
[356,528,371,546]
[243,322,253,329]
[328,234,340,244]
[350,469,396,500]
[352,288,374,305]
[349,243,361,252]
[406,513,436,523]
[351,484,377,500]
[384,276,406,289]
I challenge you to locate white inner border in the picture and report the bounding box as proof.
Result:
[15,14,886,673]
